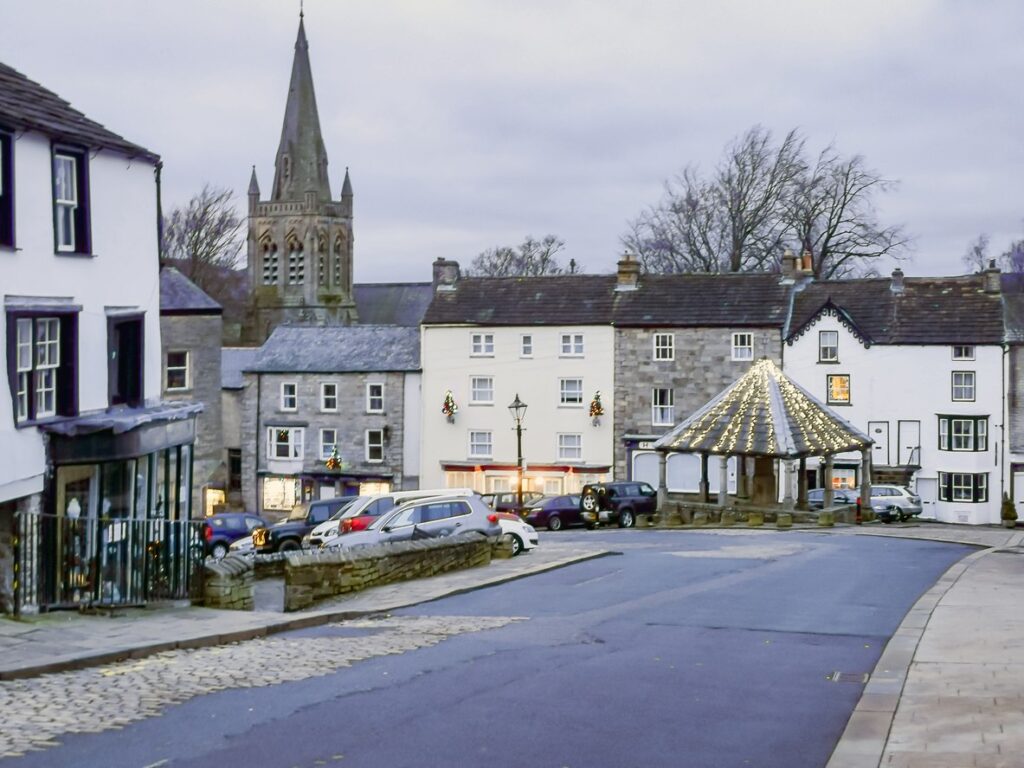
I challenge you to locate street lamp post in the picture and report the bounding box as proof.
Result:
[508,393,528,512]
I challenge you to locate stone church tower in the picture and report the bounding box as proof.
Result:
[246,13,357,343]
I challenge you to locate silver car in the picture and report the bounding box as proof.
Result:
[322,495,501,551]
[870,485,922,522]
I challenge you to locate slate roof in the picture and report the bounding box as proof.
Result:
[353,283,433,327]
[787,275,1005,345]
[422,273,791,327]
[246,325,420,373]
[0,61,158,162]
[159,267,222,315]
[1002,273,1024,343]
[653,358,871,459]
[222,347,259,389]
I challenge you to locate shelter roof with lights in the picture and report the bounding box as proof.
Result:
[653,358,871,459]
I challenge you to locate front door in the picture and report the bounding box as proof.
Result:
[898,421,921,466]
[1014,471,1024,518]
[868,421,890,465]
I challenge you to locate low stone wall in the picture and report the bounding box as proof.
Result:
[649,498,857,527]
[203,556,255,610]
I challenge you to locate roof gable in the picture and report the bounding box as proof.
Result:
[786,298,871,348]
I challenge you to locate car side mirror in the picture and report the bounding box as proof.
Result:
[381,525,392,533]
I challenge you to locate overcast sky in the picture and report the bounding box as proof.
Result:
[4,1,1023,282]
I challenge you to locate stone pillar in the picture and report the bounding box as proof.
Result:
[823,456,834,508]
[860,448,872,513]
[783,460,795,510]
[699,454,710,503]
[797,457,807,510]
[718,455,729,506]
[657,451,668,527]
[736,456,748,499]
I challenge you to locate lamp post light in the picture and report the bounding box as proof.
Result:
[508,393,528,512]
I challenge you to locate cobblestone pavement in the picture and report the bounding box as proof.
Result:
[0,614,522,760]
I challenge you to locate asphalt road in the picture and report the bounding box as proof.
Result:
[11,529,970,768]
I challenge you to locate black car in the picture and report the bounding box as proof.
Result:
[524,495,583,531]
[806,488,857,510]
[579,482,657,528]
[480,491,545,515]
[252,498,348,553]
[202,512,267,559]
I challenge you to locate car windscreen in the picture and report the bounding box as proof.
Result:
[329,498,361,521]
[286,507,308,521]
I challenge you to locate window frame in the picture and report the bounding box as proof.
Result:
[6,309,79,426]
[560,332,584,357]
[365,429,385,463]
[366,382,384,413]
[51,145,90,255]
[320,382,338,412]
[279,381,298,411]
[520,334,533,358]
[107,313,144,407]
[938,471,988,503]
[938,415,988,452]
[951,371,976,402]
[731,332,753,361]
[826,374,851,405]
[468,430,493,459]
[267,426,304,460]
[470,332,494,357]
[559,377,584,407]
[0,129,13,248]
[652,387,674,426]
[952,345,975,361]
[165,350,190,392]
[653,332,675,361]
[470,375,494,405]
[818,330,839,363]
[319,428,338,460]
[557,433,583,461]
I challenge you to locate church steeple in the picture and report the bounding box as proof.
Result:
[271,12,331,202]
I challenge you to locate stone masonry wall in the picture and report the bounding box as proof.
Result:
[161,313,224,516]
[613,327,782,479]
[1009,345,1024,455]
[0,500,14,614]
[203,555,255,610]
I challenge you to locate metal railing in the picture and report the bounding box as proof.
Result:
[13,511,204,614]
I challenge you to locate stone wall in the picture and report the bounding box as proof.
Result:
[1010,345,1024,455]
[161,312,224,516]
[203,556,255,610]
[0,500,15,614]
[613,327,782,479]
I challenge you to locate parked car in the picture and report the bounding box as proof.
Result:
[579,482,657,528]
[334,488,476,539]
[323,495,501,551]
[524,495,582,531]
[252,498,349,553]
[303,497,364,548]
[496,512,539,555]
[806,488,857,510]
[870,485,922,522]
[202,513,267,559]
[480,491,545,515]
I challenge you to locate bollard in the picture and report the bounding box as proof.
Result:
[855,499,862,525]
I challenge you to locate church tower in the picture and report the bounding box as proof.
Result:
[246,12,357,343]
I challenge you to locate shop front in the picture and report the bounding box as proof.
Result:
[259,469,394,514]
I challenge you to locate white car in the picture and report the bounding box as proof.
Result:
[497,513,538,556]
[228,535,255,557]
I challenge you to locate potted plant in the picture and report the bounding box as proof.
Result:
[1001,493,1017,529]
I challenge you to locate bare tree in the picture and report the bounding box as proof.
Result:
[962,233,991,273]
[962,229,1024,274]
[624,126,906,277]
[467,235,571,277]
[161,185,244,292]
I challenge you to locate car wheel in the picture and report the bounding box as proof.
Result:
[509,534,523,556]
[278,540,300,553]
[547,515,563,532]
[581,490,600,513]
[211,542,229,560]
[618,508,635,529]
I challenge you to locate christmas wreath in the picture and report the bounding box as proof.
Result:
[442,390,459,423]
[325,446,341,470]
[589,391,604,426]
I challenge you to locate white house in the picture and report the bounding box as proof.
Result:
[419,260,614,495]
[783,267,1005,524]
[0,61,199,613]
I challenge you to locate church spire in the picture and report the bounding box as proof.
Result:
[271,11,331,202]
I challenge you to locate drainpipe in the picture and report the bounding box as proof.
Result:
[154,161,164,263]
[1002,342,1008,506]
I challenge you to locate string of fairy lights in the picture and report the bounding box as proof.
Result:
[662,358,869,459]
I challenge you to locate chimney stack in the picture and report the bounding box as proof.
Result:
[984,258,1001,294]
[432,258,460,291]
[801,249,813,273]
[890,267,905,295]
[615,252,640,291]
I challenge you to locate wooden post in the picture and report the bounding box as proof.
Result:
[860,447,872,516]
[797,457,807,510]
[718,455,729,506]
[783,460,795,510]
[699,453,710,503]
[657,451,668,527]
[823,455,834,508]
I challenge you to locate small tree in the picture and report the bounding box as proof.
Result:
[961,227,1024,274]
[161,185,244,292]
[467,235,571,277]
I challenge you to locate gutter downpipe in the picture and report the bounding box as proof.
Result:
[155,161,164,263]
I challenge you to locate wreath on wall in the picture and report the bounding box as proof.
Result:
[589,391,604,426]
[442,390,459,424]
[325,447,342,470]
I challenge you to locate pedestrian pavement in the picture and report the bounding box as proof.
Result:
[3,522,1024,768]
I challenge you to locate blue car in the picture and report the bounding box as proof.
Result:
[202,512,267,559]
[524,495,582,531]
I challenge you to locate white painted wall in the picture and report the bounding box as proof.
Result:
[784,314,1004,524]
[419,324,614,489]
[0,131,160,503]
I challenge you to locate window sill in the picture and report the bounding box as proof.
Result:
[54,250,97,259]
[817,360,841,365]
[558,404,585,409]
[731,356,754,363]
[14,413,76,429]
[366,410,385,415]
[0,244,20,253]
[165,387,192,394]
[468,402,494,407]
[469,354,495,358]
[827,401,852,407]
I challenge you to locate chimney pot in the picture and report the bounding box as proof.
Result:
[432,258,460,291]
[616,252,640,291]
[984,259,1001,294]
[890,267,905,295]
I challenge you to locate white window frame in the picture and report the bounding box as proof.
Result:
[470,376,494,405]
[653,333,674,361]
[827,374,851,405]
[952,371,975,402]
[652,388,674,426]
[468,430,493,458]
[952,345,975,361]
[320,428,338,460]
[321,382,338,412]
[366,382,384,413]
[557,433,582,461]
[731,332,753,361]
[520,334,533,358]
[559,377,584,406]
[818,331,839,362]
[33,318,60,418]
[366,429,385,463]
[267,427,304,460]
[560,332,584,357]
[54,153,77,252]
[165,350,189,391]
[280,382,298,411]
[14,316,65,423]
[471,332,494,356]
